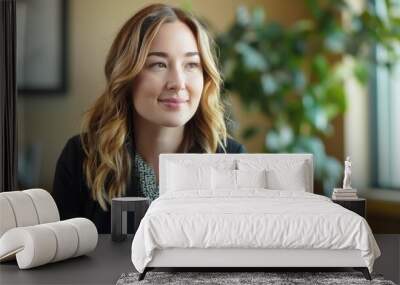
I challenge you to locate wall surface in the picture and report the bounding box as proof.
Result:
[18,0,329,191]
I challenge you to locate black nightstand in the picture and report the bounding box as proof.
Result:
[332,198,366,218]
[111,197,150,242]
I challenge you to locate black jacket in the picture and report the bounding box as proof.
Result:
[52,135,246,233]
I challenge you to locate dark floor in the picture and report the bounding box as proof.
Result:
[0,234,398,284]
[373,235,400,284]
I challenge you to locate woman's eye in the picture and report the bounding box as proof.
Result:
[186,62,201,69]
[150,62,167,69]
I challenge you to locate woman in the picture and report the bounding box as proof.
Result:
[52,3,246,233]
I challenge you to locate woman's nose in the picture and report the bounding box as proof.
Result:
[166,67,185,91]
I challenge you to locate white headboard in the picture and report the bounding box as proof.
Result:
[159,153,314,195]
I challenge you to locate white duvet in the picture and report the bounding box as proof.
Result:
[131,190,380,273]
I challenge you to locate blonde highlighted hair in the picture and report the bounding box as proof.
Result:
[81,4,228,210]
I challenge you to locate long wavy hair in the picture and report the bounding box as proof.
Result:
[80,4,228,210]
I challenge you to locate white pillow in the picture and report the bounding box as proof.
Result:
[266,163,307,191]
[212,168,237,190]
[236,169,268,188]
[167,162,212,191]
[211,169,268,190]
[237,159,309,191]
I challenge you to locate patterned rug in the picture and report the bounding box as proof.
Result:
[116,271,396,285]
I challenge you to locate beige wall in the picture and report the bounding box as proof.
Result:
[18,0,311,191]
[342,0,370,191]
[343,57,370,192]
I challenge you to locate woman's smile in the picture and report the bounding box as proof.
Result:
[158,97,189,110]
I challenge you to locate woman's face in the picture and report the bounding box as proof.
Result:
[132,21,204,127]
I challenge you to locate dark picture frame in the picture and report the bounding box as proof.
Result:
[16,0,67,95]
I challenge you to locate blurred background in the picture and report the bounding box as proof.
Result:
[16,0,399,233]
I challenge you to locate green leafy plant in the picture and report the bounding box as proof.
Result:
[216,0,400,195]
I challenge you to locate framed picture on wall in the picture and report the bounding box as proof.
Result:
[16,0,67,95]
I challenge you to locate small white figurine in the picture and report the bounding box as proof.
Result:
[343,156,352,189]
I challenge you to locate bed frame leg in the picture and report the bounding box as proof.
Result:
[354,267,371,280]
[138,268,148,281]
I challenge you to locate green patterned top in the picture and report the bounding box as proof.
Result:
[134,153,159,201]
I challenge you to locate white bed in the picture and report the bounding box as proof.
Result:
[131,154,380,280]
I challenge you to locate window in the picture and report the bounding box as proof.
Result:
[371,0,400,189]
